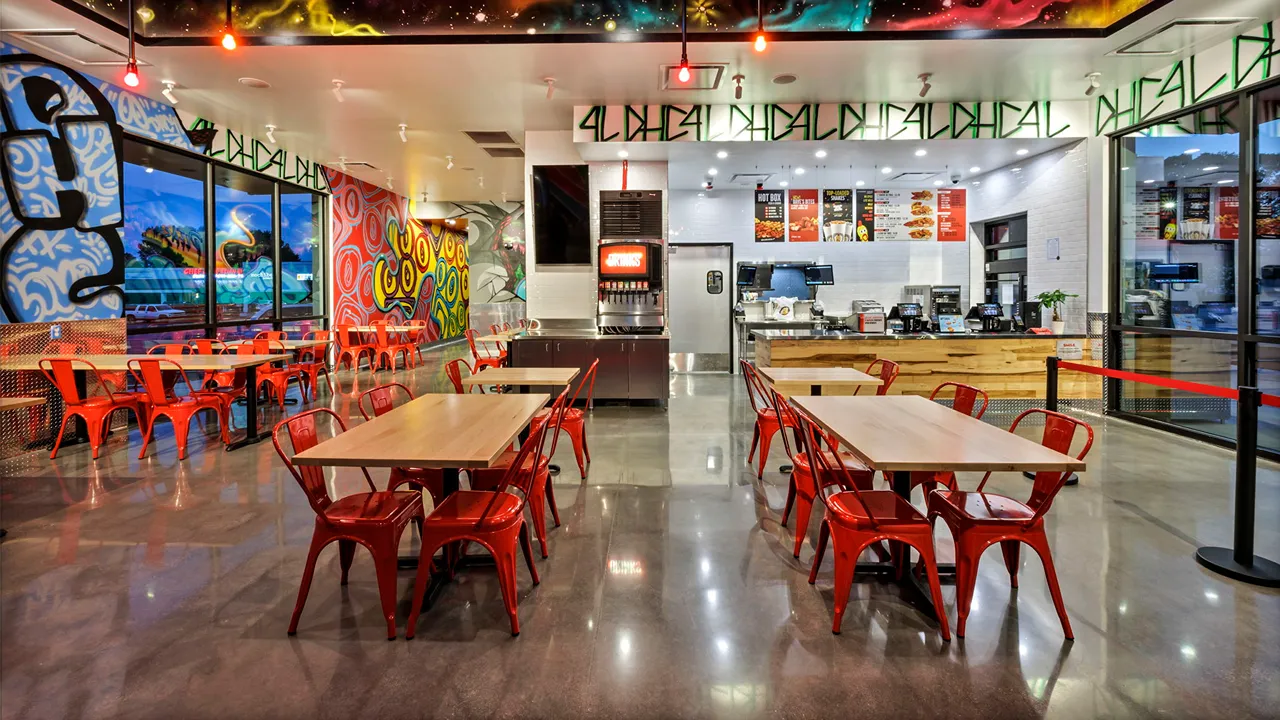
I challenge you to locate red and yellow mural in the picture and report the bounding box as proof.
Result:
[327,169,468,341]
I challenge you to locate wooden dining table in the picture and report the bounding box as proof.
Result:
[461,366,580,394]
[788,394,1086,616]
[0,396,47,412]
[4,353,283,450]
[756,366,882,397]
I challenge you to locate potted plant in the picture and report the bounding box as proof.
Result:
[1035,289,1078,334]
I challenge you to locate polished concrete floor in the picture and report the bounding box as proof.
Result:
[2,342,1278,719]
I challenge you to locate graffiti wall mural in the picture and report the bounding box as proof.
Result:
[439,202,525,304]
[329,169,469,341]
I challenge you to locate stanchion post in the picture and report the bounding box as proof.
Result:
[1046,355,1059,413]
[1194,385,1280,587]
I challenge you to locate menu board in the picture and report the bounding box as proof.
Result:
[1158,187,1179,240]
[788,189,819,242]
[1259,188,1280,240]
[822,189,853,242]
[754,190,784,242]
[1181,188,1211,240]
[871,188,965,241]
[855,189,875,242]
[1132,188,1161,240]
[1216,187,1239,240]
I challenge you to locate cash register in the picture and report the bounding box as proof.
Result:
[967,303,1004,333]
[890,303,928,333]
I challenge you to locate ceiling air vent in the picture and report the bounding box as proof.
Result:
[661,64,726,91]
[730,173,773,186]
[1109,17,1253,56]
[483,147,525,158]
[889,171,942,183]
[332,160,380,171]
[7,29,147,66]
[465,131,517,145]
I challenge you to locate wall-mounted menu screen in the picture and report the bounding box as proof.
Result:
[532,165,591,265]
[736,266,757,285]
[803,265,834,285]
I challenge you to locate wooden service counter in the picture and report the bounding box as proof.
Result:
[752,329,1101,400]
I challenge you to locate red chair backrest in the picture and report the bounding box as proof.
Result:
[373,322,394,347]
[930,382,989,420]
[358,382,413,420]
[251,338,288,357]
[494,388,568,503]
[272,408,377,515]
[571,359,601,406]
[39,358,114,406]
[978,409,1093,520]
[857,359,900,396]
[127,357,198,407]
[256,331,287,341]
[794,411,880,526]
[489,324,502,335]
[304,330,331,342]
[148,343,191,355]
[444,358,471,394]
[764,387,804,462]
[739,361,773,415]
[189,339,227,355]
[334,325,362,350]
[464,329,482,359]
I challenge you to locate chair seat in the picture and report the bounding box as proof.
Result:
[469,452,551,489]
[426,490,524,528]
[323,491,422,523]
[533,407,584,425]
[931,490,1036,522]
[828,490,927,525]
[77,394,139,410]
[792,449,873,476]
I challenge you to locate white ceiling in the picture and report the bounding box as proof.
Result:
[3,0,1278,202]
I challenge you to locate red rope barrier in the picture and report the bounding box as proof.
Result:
[1054,359,1280,407]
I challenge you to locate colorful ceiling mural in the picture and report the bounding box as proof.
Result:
[68,0,1164,41]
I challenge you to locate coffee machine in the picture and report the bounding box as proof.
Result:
[931,286,962,316]
[891,303,928,333]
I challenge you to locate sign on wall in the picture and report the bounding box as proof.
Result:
[575,101,1088,143]
[178,111,330,192]
[871,189,967,241]
[822,189,853,242]
[788,190,819,242]
[754,190,785,242]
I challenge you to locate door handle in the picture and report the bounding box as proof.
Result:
[556,343,561,352]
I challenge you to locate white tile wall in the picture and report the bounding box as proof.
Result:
[966,140,1090,332]
[667,190,971,315]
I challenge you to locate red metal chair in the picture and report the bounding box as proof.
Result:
[404,320,428,365]
[273,408,425,640]
[296,330,334,398]
[249,338,307,407]
[129,358,228,460]
[766,387,874,558]
[405,393,562,639]
[529,359,598,479]
[147,342,195,394]
[796,412,951,640]
[444,358,484,394]
[467,388,570,559]
[741,360,795,480]
[926,409,1093,639]
[371,321,413,371]
[465,328,505,371]
[887,382,991,496]
[334,324,376,372]
[39,358,147,460]
[357,383,448,506]
[489,323,503,335]
[855,359,900,396]
[255,330,287,341]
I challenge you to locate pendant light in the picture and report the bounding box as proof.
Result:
[221,0,238,50]
[122,0,140,87]
[676,1,690,83]
[753,0,767,52]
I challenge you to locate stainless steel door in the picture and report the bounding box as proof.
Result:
[668,244,732,372]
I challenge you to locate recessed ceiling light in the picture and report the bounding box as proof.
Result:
[1203,166,1219,171]
[1184,148,1200,154]
[932,179,944,186]
[716,150,728,159]
[855,180,865,187]
[772,73,798,85]
[794,167,805,175]
[708,168,718,176]
[972,180,981,185]
[1121,166,1130,170]
[814,149,827,159]
[1011,167,1021,172]
[1144,179,1155,183]
[914,149,927,157]
[779,180,789,187]
[969,166,980,173]
[1015,148,1029,156]
[1217,179,1233,184]
[238,77,271,89]
[881,167,892,174]
[617,150,629,158]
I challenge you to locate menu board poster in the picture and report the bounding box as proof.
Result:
[873,189,943,241]
[1259,188,1280,240]
[1134,188,1161,240]
[1180,188,1211,240]
[822,189,853,242]
[754,190,784,242]
[935,189,967,241]
[855,189,875,242]
[787,190,819,242]
[1216,187,1239,240]
[1158,187,1179,240]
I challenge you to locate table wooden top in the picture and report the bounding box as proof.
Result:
[790,395,1086,473]
[476,334,513,344]
[277,339,328,351]
[291,393,550,469]
[461,366,580,387]
[2,353,281,372]
[0,396,47,412]
[757,366,882,386]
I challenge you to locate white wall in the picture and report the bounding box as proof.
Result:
[966,140,1090,332]
[523,131,592,319]
[667,189,971,314]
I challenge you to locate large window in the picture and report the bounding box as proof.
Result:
[280,189,324,318]
[214,167,276,324]
[121,142,207,327]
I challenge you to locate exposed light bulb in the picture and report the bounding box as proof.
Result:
[677,62,691,83]
[123,59,140,88]
[754,33,767,52]
[221,31,237,50]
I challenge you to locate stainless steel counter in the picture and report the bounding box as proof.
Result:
[517,330,670,341]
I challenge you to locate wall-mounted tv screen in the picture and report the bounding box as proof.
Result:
[736,266,757,285]
[532,165,591,265]
[1149,263,1200,283]
[804,265,834,285]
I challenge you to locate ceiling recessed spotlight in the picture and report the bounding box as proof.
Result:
[855,180,865,187]
[972,180,981,185]
[708,168,718,176]
[716,150,728,159]
[1011,167,1021,172]
[932,179,944,186]
[1184,148,1200,154]
[1143,179,1155,184]
[779,180,789,187]
[1217,179,1233,184]
[527,27,536,34]
[814,149,828,159]
[1203,166,1219,171]
[1015,148,1029,156]
[617,150,629,158]
[794,167,805,175]
[604,19,617,31]
[772,73,798,85]
[881,166,892,174]
[969,166,981,173]
[238,77,271,89]
[914,148,927,157]
[1121,166,1130,170]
